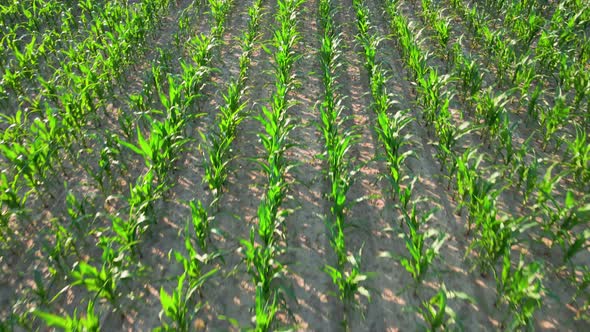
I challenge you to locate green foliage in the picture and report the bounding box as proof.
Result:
[497,252,544,330]
[35,301,100,332]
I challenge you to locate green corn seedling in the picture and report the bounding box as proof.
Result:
[35,301,100,332]
[497,252,544,330]
[566,125,590,184]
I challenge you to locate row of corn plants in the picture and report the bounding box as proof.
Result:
[420,0,588,325]
[6,1,218,329]
[384,1,552,329]
[241,0,304,330]
[450,0,588,146]
[201,0,264,211]
[68,0,242,327]
[1,0,173,244]
[354,1,456,328]
[418,0,589,219]
[435,0,590,278]
[385,0,469,186]
[2,0,171,157]
[0,0,173,271]
[155,1,247,329]
[317,0,371,328]
[118,0,232,244]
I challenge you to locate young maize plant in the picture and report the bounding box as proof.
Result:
[467,194,519,276]
[465,171,503,235]
[513,141,538,205]
[208,0,234,38]
[413,287,460,331]
[474,88,510,148]
[533,164,568,236]
[381,200,445,292]
[121,74,193,189]
[550,193,590,266]
[70,238,133,312]
[497,251,544,330]
[451,36,485,112]
[566,125,590,184]
[157,273,193,332]
[375,110,414,200]
[539,90,570,151]
[157,267,216,332]
[403,204,445,289]
[511,55,538,100]
[0,173,24,247]
[35,301,100,332]
[0,107,61,200]
[159,238,219,331]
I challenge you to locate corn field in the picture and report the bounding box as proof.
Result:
[1,0,589,330]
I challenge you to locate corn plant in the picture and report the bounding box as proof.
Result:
[0,172,24,245]
[35,301,100,332]
[453,150,482,211]
[255,105,295,246]
[417,69,452,126]
[159,263,218,332]
[573,266,590,322]
[539,90,570,151]
[474,89,510,146]
[497,252,544,330]
[200,132,232,206]
[556,199,590,266]
[466,171,501,234]
[208,0,233,38]
[467,212,527,276]
[127,169,162,229]
[514,142,538,204]
[454,47,484,110]
[70,240,131,310]
[375,110,414,200]
[324,249,372,310]
[157,273,195,332]
[241,231,283,331]
[434,101,469,178]
[175,222,220,291]
[188,199,211,251]
[512,55,538,99]
[402,205,445,287]
[414,288,459,332]
[120,111,189,187]
[201,80,246,205]
[566,125,590,184]
[498,115,517,166]
[382,203,445,289]
[534,165,566,234]
[572,68,589,113]
[0,109,60,197]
